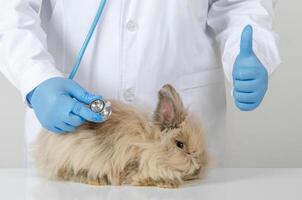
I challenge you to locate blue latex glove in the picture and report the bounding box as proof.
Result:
[27,77,104,133]
[232,25,268,111]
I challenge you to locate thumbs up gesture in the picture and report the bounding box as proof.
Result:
[232,25,268,111]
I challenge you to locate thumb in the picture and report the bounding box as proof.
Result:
[65,80,101,104]
[240,25,254,56]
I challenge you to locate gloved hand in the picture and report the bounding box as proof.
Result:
[232,25,268,111]
[26,77,104,133]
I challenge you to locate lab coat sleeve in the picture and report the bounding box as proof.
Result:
[0,0,63,102]
[207,0,281,82]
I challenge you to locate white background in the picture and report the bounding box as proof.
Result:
[0,0,301,167]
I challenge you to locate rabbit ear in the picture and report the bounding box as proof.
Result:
[153,84,187,129]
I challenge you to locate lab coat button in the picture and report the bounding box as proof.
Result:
[126,20,138,32]
[123,88,136,102]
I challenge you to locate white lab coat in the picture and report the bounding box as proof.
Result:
[0,0,281,167]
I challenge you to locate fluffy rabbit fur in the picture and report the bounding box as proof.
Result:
[33,84,211,188]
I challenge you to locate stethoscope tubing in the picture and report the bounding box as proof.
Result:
[68,0,111,119]
[69,0,107,80]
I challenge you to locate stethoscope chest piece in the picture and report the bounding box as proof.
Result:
[90,99,112,120]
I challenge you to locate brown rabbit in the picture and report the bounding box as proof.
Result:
[33,84,212,188]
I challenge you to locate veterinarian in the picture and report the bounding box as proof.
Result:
[0,0,280,167]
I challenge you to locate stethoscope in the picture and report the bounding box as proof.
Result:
[68,0,112,121]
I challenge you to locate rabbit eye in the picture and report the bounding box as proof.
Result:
[175,140,184,149]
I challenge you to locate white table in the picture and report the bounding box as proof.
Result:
[0,168,301,200]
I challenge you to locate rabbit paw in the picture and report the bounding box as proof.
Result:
[81,177,108,186]
[156,180,179,188]
[132,178,179,188]
[132,178,157,187]
[85,178,101,186]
